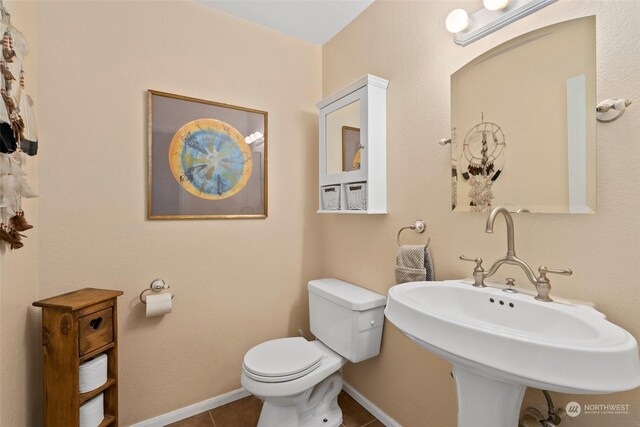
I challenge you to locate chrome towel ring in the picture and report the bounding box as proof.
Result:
[397,220,431,247]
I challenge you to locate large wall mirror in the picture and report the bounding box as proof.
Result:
[451,16,596,213]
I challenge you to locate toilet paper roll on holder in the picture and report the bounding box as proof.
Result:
[139,279,175,304]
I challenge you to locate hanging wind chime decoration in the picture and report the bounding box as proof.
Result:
[0,2,37,250]
[459,114,506,213]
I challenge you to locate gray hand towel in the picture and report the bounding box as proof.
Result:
[395,245,427,284]
[395,245,436,284]
[424,246,435,281]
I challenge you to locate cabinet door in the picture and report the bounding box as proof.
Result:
[319,86,368,187]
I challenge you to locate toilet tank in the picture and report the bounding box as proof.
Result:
[308,278,386,363]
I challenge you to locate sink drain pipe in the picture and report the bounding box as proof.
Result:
[518,390,567,427]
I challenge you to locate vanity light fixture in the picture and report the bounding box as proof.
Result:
[483,0,511,11]
[445,8,470,34]
[446,0,557,46]
[245,131,264,144]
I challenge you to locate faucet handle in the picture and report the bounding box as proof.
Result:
[538,266,573,278]
[460,255,483,267]
[460,255,486,288]
[460,255,485,274]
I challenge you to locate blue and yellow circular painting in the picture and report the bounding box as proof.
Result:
[168,119,252,200]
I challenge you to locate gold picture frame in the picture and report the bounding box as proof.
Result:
[148,90,268,219]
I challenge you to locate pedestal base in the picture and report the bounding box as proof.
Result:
[453,365,526,427]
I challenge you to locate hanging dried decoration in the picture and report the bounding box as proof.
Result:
[2,30,15,63]
[458,113,506,213]
[0,61,13,89]
[16,68,36,155]
[9,209,32,231]
[0,2,37,251]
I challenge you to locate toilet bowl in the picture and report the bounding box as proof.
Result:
[240,279,386,427]
[242,339,346,427]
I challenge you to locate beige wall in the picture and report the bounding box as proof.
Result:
[34,1,321,424]
[0,0,40,425]
[322,1,640,426]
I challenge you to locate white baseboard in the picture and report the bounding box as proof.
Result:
[342,382,401,427]
[130,382,400,427]
[130,387,251,427]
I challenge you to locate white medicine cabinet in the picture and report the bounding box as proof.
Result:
[316,74,388,214]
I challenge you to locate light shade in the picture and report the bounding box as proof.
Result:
[245,131,264,144]
[483,0,511,11]
[446,9,470,34]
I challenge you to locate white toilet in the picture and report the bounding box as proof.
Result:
[241,278,386,427]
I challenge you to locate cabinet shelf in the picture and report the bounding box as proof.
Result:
[316,209,388,215]
[98,414,115,427]
[80,378,116,405]
[80,342,115,363]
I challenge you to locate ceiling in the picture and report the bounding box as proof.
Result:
[198,0,375,45]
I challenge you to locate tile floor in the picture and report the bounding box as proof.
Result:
[167,391,384,427]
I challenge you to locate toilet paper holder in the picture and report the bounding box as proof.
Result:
[139,279,175,304]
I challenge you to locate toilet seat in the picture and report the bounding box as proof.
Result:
[243,337,323,383]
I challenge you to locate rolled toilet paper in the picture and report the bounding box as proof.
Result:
[146,292,172,317]
[80,393,104,427]
[79,353,108,393]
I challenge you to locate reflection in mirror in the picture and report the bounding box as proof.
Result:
[326,100,360,175]
[342,126,361,172]
[451,16,596,213]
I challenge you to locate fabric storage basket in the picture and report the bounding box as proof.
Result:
[321,185,341,210]
[345,182,367,210]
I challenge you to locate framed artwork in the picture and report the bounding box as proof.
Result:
[341,126,361,172]
[148,90,268,219]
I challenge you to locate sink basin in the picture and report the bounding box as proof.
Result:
[385,280,640,427]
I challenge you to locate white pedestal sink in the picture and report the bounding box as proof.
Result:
[384,280,640,427]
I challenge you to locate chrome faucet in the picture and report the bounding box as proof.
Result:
[460,207,572,302]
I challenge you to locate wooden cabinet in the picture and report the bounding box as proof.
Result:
[34,288,124,427]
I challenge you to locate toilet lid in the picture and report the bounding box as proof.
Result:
[243,337,323,382]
